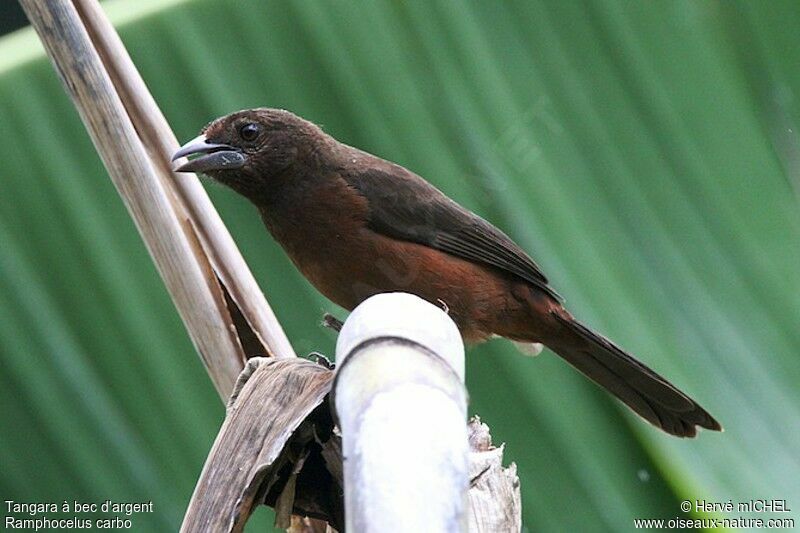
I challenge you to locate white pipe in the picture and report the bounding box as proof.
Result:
[334,293,468,533]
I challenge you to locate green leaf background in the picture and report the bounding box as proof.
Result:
[1,0,798,530]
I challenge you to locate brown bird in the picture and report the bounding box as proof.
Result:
[173,108,721,438]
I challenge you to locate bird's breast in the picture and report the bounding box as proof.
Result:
[258,175,374,308]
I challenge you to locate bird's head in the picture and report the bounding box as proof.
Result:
[172,108,328,199]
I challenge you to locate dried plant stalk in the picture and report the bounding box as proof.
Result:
[73,0,295,362]
[181,358,340,533]
[184,360,522,532]
[20,0,295,399]
[468,417,522,532]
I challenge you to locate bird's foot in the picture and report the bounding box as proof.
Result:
[321,313,343,332]
[307,351,336,370]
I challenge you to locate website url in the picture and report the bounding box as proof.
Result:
[634,517,795,529]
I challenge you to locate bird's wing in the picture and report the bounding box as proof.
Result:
[342,163,562,301]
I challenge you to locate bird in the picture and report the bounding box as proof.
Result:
[173,108,722,438]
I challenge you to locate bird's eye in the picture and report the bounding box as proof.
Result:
[239,123,260,142]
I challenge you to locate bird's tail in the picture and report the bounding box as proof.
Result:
[547,312,722,437]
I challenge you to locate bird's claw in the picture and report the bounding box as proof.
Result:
[307,351,335,370]
[322,313,344,332]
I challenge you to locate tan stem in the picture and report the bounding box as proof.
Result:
[73,0,295,361]
[18,0,283,398]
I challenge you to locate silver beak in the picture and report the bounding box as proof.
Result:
[171,134,246,173]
